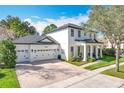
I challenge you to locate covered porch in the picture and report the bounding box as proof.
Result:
[74,40,103,61]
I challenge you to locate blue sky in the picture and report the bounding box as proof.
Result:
[0,5,91,34]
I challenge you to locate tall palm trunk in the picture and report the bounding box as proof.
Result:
[116,45,120,72]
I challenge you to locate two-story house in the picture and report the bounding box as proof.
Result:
[47,23,103,61]
[14,23,103,62]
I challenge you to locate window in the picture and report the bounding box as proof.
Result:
[94,34,96,39]
[71,29,74,37]
[71,47,74,52]
[34,50,36,53]
[25,50,28,52]
[78,46,80,56]
[70,46,74,56]
[21,50,24,52]
[84,32,86,36]
[90,33,92,38]
[31,49,33,52]
[78,30,81,37]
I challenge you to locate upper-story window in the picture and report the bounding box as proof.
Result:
[78,30,81,37]
[84,32,86,36]
[71,29,74,37]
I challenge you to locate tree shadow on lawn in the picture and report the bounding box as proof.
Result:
[118,70,124,73]
[0,65,8,79]
[101,56,115,62]
[0,64,11,69]
[0,73,6,79]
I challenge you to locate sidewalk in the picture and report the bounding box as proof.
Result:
[43,62,124,88]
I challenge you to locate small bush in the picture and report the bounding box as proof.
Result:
[103,48,115,57]
[68,61,85,66]
[68,56,83,62]
[0,39,16,68]
[68,57,76,62]
[88,57,96,62]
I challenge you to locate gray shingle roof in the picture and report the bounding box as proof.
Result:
[47,23,96,34]
[47,23,82,34]
[13,35,59,44]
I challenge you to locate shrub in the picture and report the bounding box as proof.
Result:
[69,56,83,62]
[88,57,96,62]
[68,57,76,62]
[0,39,16,68]
[68,57,84,66]
[103,48,115,57]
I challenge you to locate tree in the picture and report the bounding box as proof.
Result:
[0,15,37,39]
[0,39,16,68]
[85,6,124,72]
[43,24,57,34]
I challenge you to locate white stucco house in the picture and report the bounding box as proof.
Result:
[47,23,103,61]
[14,23,103,62]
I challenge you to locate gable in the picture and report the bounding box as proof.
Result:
[41,38,52,42]
[37,37,57,44]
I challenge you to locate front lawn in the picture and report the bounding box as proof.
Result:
[84,55,124,70]
[68,61,88,66]
[101,65,124,79]
[0,68,20,88]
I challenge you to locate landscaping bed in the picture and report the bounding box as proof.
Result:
[0,68,20,88]
[68,56,96,66]
[101,65,124,79]
[84,55,124,70]
[68,61,88,66]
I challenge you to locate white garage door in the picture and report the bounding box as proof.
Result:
[31,49,58,61]
[16,50,30,62]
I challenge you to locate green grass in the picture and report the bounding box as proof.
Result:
[0,68,20,88]
[68,61,87,66]
[102,65,124,79]
[84,55,124,70]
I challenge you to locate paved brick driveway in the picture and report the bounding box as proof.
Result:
[16,60,85,88]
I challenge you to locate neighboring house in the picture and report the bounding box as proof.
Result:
[47,23,103,61]
[105,40,124,49]
[14,35,60,62]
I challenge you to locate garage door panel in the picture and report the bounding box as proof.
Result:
[16,52,29,62]
[31,49,58,61]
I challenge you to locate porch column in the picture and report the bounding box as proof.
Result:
[100,46,103,58]
[90,45,93,58]
[83,44,87,61]
[95,45,98,59]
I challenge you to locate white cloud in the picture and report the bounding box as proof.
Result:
[24,18,32,23]
[24,13,89,35]
[31,16,41,19]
